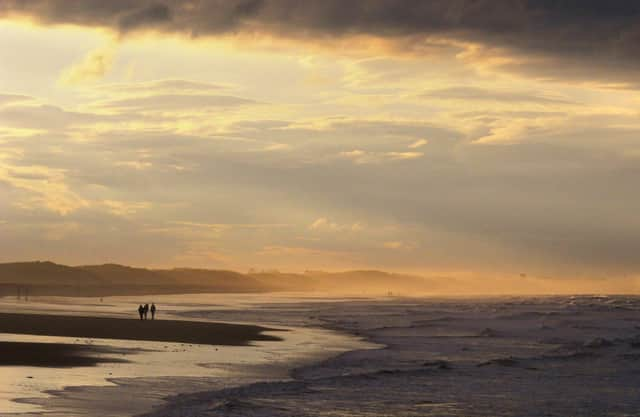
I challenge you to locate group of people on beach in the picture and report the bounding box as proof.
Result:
[138,303,156,320]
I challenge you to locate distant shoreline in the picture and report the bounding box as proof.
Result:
[0,313,283,348]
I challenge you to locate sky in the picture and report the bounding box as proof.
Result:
[0,1,639,279]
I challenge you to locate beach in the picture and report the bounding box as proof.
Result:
[0,312,281,348]
[4,294,640,416]
[0,294,369,416]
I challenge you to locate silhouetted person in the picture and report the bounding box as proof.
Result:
[150,303,156,320]
[143,303,149,320]
[138,304,144,320]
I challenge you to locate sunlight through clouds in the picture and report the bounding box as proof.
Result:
[1,3,640,277]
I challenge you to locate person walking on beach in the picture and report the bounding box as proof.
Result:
[138,304,144,320]
[150,303,156,320]
[143,303,149,320]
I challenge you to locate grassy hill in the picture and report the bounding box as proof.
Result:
[0,261,105,286]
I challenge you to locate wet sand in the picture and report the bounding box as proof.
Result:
[0,312,283,347]
[0,341,133,367]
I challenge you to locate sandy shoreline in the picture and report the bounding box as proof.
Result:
[0,296,370,417]
[0,312,283,348]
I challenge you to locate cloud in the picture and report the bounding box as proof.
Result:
[383,241,404,249]
[60,45,116,85]
[0,162,88,215]
[2,48,640,277]
[408,139,428,149]
[2,99,640,274]
[41,221,81,241]
[171,221,290,232]
[256,245,353,265]
[0,94,34,106]
[423,87,575,105]
[97,79,228,95]
[0,103,115,130]
[309,217,362,232]
[4,1,640,84]
[97,94,257,111]
[231,120,291,130]
[339,149,423,164]
[114,160,153,170]
[99,199,151,217]
[118,2,171,32]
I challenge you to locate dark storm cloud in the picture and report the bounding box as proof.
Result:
[2,1,640,83]
[117,2,171,32]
